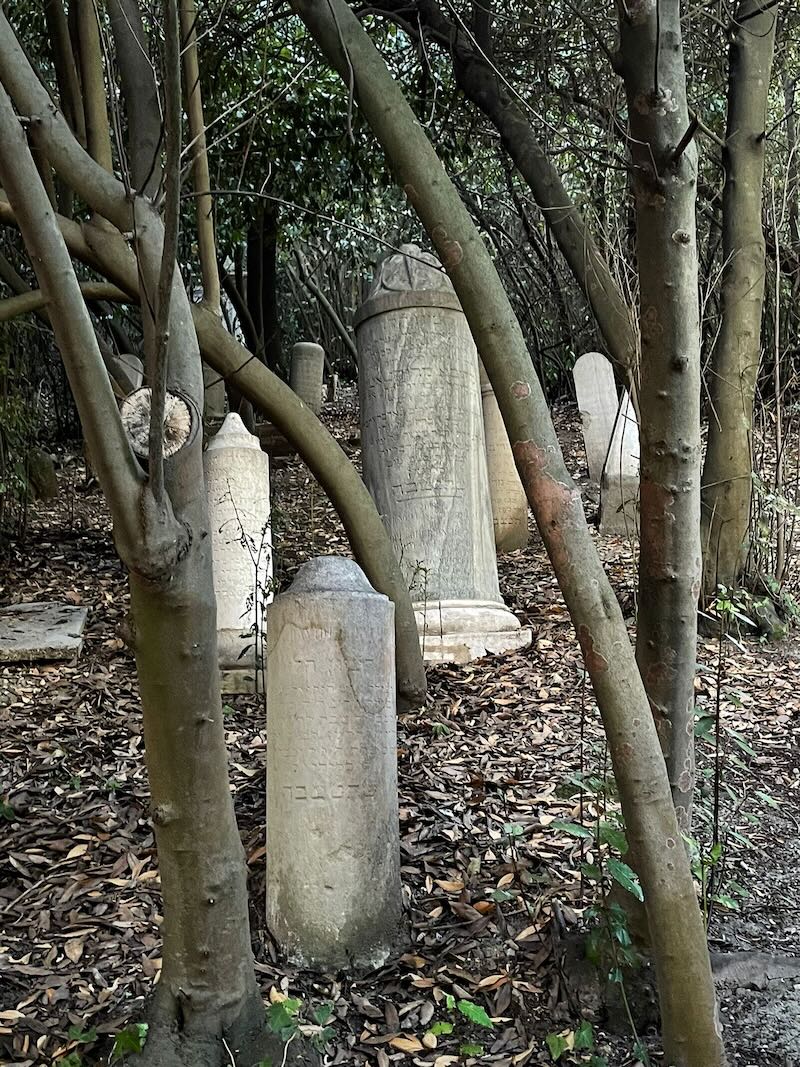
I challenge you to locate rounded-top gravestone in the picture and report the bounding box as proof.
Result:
[289,342,325,414]
[355,244,530,663]
[265,556,401,970]
[479,362,528,553]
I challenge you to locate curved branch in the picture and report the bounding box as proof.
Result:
[0,199,427,706]
[0,84,149,554]
[0,280,128,322]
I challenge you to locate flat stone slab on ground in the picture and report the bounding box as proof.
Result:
[0,602,89,662]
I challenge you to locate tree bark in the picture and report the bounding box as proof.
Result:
[75,0,114,171]
[288,2,726,1063]
[107,0,162,197]
[618,1,705,831]
[700,1,777,593]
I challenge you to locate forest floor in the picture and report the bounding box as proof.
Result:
[1,390,800,1067]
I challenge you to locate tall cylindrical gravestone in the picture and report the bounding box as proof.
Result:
[289,341,325,414]
[355,244,530,663]
[204,412,272,693]
[266,557,401,970]
[479,362,528,553]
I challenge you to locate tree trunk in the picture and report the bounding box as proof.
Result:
[0,52,315,1065]
[288,2,726,1063]
[700,1,777,593]
[618,1,704,830]
[261,201,283,373]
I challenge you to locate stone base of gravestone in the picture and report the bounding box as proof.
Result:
[600,475,639,537]
[266,557,401,970]
[220,665,264,695]
[415,599,531,664]
[0,602,89,662]
[599,391,640,538]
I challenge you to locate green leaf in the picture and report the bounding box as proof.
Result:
[598,822,628,854]
[574,1019,594,1050]
[429,1021,454,1035]
[445,993,456,1012]
[546,1032,569,1060]
[712,893,740,911]
[56,1056,83,1067]
[490,888,515,902]
[266,998,302,1036]
[694,714,716,738]
[0,800,15,820]
[727,729,756,757]
[111,1023,148,1060]
[503,822,524,837]
[756,790,779,808]
[67,1027,97,1043]
[607,857,644,901]
[312,1002,333,1026]
[456,1000,494,1029]
[580,863,602,881]
[551,820,593,840]
[459,1043,484,1056]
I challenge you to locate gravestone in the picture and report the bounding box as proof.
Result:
[355,244,530,663]
[600,390,640,537]
[326,372,339,403]
[26,448,58,500]
[573,352,619,483]
[203,412,272,693]
[0,602,88,662]
[265,557,401,969]
[289,342,325,414]
[479,362,528,552]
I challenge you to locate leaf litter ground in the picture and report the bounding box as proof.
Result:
[1,391,799,1067]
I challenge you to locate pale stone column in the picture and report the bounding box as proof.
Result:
[600,390,640,537]
[573,352,619,483]
[203,412,272,693]
[265,557,401,969]
[289,341,325,414]
[355,244,530,663]
[479,362,528,552]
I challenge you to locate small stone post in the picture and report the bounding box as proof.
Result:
[266,557,401,970]
[355,244,530,663]
[479,362,528,552]
[289,342,325,413]
[203,412,272,692]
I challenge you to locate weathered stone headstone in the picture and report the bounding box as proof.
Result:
[479,363,528,552]
[0,602,88,662]
[289,342,325,414]
[203,412,272,693]
[573,352,619,483]
[265,557,401,969]
[600,390,640,537]
[355,244,530,663]
[26,448,58,500]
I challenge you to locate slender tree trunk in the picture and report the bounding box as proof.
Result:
[75,0,113,171]
[289,3,726,1063]
[0,59,316,1066]
[395,0,639,384]
[107,0,162,197]
[617,1,704,829]
[261,201,283,372]
[700,1,778,593]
